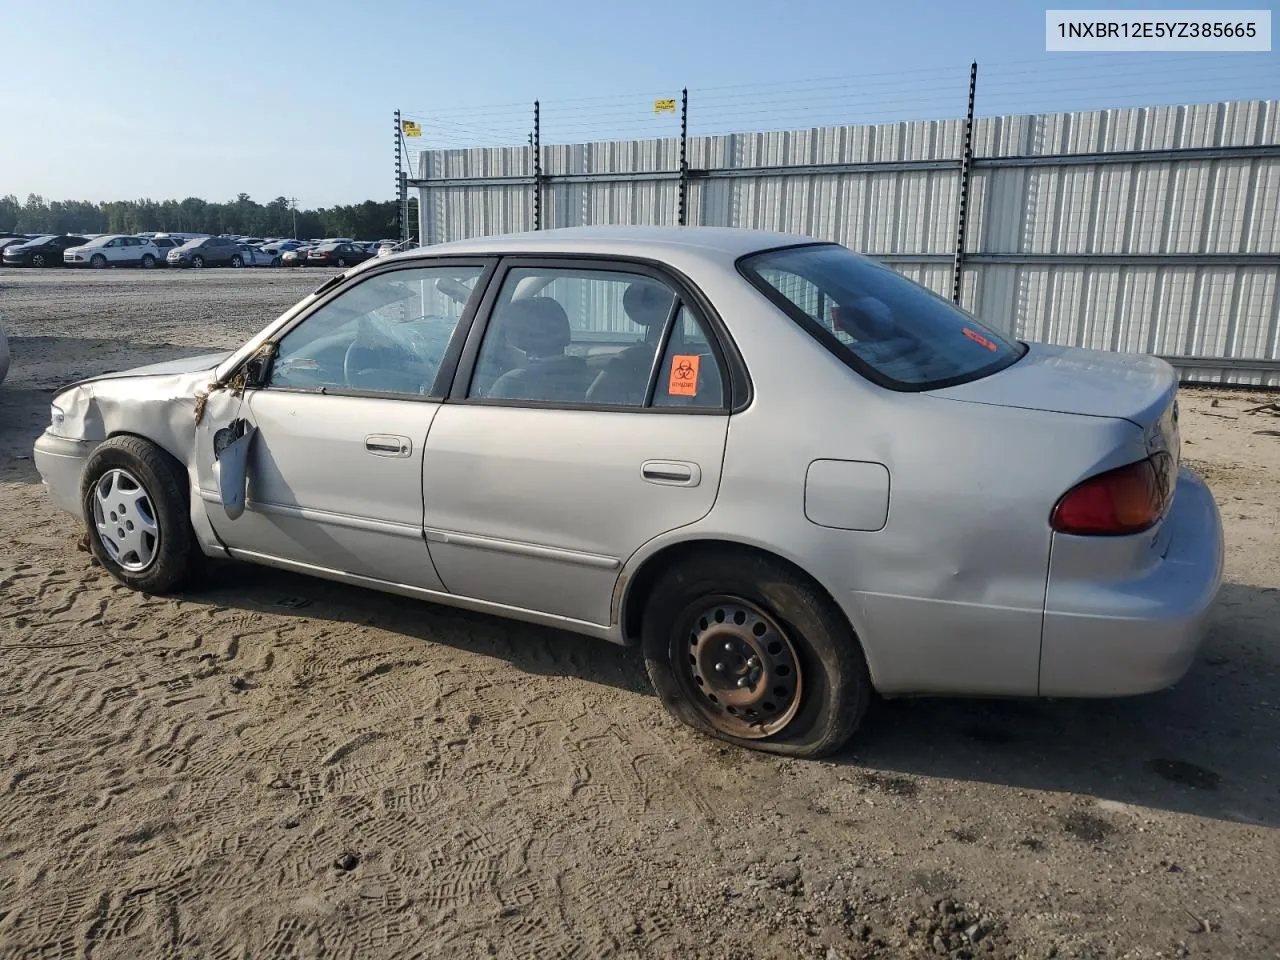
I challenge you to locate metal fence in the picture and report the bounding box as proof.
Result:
[403,93,1280,387]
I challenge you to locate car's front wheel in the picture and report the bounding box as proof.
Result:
[140,254,155,269]
[32,253,47,267]
[81,436,203,594]
[642,548,871,758]
[90,254,107,269]
[191,255,205,268]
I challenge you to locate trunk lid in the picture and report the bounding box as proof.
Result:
[933,343,1176,428]
[936,343,1181,495]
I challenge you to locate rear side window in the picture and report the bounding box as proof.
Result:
[467,266,725,409]
[740,244,1025,391]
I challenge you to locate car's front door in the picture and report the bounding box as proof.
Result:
[421,260,734,627]
[197,260,493,590]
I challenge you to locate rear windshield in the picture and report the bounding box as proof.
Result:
[740,244,1025,391]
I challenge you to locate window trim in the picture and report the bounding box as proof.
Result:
[251,256,499,403]
[737,242,1027,394]
[445,254,746,415]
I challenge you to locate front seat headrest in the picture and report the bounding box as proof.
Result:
[623,281,675,329]
[833,296,895,340]
[501,297,571,359]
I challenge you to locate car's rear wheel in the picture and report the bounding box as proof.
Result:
[191,255,205,268]
[81,436,203,594]
[336,257,347,267]
[641,548,871,758]
[140,254,155,269]
[32,253,46,267]
[230,255,243,268]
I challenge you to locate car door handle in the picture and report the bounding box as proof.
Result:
[365,434,412,458]
[641,460,701,487]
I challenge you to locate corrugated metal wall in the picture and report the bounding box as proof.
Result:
[417,100,1280,386]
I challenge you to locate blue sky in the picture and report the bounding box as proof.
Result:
[0,1,1274,207]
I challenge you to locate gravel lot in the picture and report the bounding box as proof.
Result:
[0,268,1277,960]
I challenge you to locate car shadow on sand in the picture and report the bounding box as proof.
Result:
[188,562,1279,828]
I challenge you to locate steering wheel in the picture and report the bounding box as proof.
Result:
[343,339,428,393]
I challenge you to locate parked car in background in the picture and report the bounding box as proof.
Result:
[0,237,32,263]
[306,241,370,268]
[29,226,1224,758]
[2,235,89,267]
[279,246,312,267]
[150,237,182,262]
[236,242,281,267]
[261,240,305,256]
[63,235,162,269]
[167,236,245,268]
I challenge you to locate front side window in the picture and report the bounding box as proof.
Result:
[467,266,725,409]
[269,265,485,397]
[741,244,1025,390]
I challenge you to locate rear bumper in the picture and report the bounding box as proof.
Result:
[33,432,99,518]
[1038,468,1225,697]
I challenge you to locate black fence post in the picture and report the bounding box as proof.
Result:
[951,61,978,305]
[678,87,689,226]
[533,100,542,231]
[394,109,403,242]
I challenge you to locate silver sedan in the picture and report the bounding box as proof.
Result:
[32,227,1224,757]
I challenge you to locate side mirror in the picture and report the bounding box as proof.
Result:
[243,348,274,388]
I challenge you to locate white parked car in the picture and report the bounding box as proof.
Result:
[237,243,281,268]
[63,235,162,269]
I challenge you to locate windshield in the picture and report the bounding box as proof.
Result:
[178,239,204,250]
[24,236,55,246]
[740,244,1025,391]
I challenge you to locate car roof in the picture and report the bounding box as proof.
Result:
[381,226,818,265]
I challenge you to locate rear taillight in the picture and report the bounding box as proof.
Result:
[1050,457,1169,536]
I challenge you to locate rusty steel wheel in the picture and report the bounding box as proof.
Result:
[676,595,804,739]
[642,547,871,757]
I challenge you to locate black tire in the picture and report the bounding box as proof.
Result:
[641,547,871,758]
[90,254,107,269]
[140,254,155,269]
[336,257,347,267]
[230,255,243,268]
[81,435,203,594]
[32,253,46,267]
[191,255,205,268]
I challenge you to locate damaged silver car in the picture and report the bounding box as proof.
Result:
[33,227,1225,757]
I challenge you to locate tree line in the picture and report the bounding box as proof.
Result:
[0,193,418,241]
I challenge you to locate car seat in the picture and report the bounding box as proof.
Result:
[487,298,597,402]
[585,281,676,405]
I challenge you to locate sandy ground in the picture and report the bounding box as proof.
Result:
[0,268,1277,960]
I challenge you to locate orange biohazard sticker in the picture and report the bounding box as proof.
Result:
[962,327,998,351]
[668,355,701,396]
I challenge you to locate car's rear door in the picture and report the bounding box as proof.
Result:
[198,258,495,590]
[420,257,734,627]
